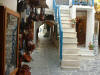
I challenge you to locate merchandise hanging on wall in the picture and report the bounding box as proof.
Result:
[19,15,35,63]
[0,6,20,75]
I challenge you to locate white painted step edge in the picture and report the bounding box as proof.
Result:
[63,54,80,56]
[61,66,80,69]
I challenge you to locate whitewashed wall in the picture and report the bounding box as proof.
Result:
[86,9,95,48]
[34,21,43,44]
[0,0,3,3]
[0,0,4,5]
[70,6,76,19]
[46,0,53,9]
[76,11,87,17]
[0,0,17,11]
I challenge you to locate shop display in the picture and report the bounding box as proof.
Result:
[0,6,20,75]
[16,64,31,75]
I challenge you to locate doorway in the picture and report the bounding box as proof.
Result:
[76,17,86,47]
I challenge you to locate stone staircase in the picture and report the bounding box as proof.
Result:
[60,7,80,69]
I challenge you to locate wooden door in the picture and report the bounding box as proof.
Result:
[99,24,100,45]
[0,6,5,75]
[76,18,86,45]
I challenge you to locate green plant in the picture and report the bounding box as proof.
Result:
[88,42,94,50]
[71,18,76,28]
[72,18,76,24]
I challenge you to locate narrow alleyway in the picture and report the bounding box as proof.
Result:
[26,33,62,75]
[23,33,100,75]
[20,22,100,75]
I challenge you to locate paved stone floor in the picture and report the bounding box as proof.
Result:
[24,34,100,75]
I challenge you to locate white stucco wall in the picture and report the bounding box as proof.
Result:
[46,0,53,9]
[0,0,3,3]
[76,11,87,17]
[34,21,43,44]
[70,6,76,19]
[70,6,95,48]
[86,9,95,48]
[0,0,17,11]
[0,0,4,5]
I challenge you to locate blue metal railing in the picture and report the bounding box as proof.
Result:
[53,0,63,60]
[72,0,94,6]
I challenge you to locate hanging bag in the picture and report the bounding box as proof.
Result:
[23,53,32,62]
[39,8,45,21]
[16,64,31,75]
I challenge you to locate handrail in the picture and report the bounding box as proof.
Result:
[58,7,63,60]
[53,0,63,60]
[72,0,94,6]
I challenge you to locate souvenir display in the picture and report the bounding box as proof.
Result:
[39,8,45,21]
[16,64,31,75]
[0,6,20,75]
[19,15,35,63]
[26,0,48,8]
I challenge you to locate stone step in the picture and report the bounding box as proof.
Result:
[62,54,79,60]
[63,40,77,44]
[63,48,80,54]
[63,37,77,43]
[63,28,75,32]
[60,9,70,14]
[62,22,72,25]
[61,17,71,21]
[61,60,80,69]
[63,32,77,38]
[60,5,70,9]
[63,43,77,49]
[62,25,72,28]
[61,14,70,17]
[61,20,72,24]
[60,10,70,14]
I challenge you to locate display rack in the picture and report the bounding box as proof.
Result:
[0,6,20,75]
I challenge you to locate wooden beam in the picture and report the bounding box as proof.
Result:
[3,6,20,18]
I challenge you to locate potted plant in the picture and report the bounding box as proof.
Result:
[71,18,76,28]
[88,42,94,50]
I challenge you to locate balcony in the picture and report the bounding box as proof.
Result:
[72,0,94,6]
